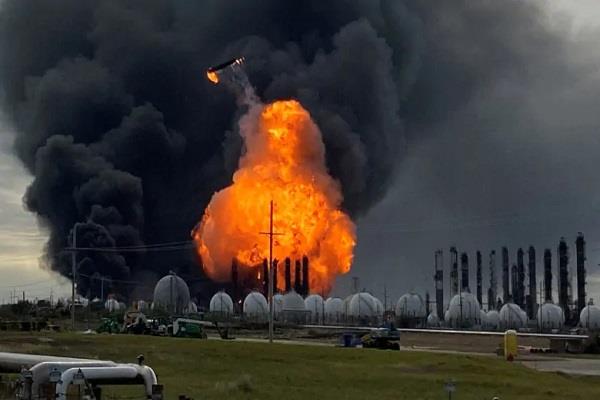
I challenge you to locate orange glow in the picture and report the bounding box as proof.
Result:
[194,100,356,294]
[206,70,219,84]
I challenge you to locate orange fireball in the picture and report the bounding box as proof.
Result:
[194,100,356,294]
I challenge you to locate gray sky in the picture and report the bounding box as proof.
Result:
[1,0,600,306]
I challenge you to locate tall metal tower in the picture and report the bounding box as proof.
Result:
[558,238,570,321]
[544,249,552,302]
[488,250,497,311]
[576,233,586,316]
[476,251,482,307]
[527,246,537,319]
[434,249,444,319]
[450,247,459,296]
[502,247,510,303]
[460,252,469,291]
[517,248,525,308]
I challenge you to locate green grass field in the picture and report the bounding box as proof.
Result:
[1,332,599,399]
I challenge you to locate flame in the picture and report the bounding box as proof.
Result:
[194,100,356,294]
[206,70,219,84]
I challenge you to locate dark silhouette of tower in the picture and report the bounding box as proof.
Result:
[476,251,482,306]
[488,250,497,311]
[450,247,459,296]
[511,264,518,303]
[460,252,469,291]
[284,257,291,292]
[576,233,586,316]
[272,259,278,293]
[544,249,552,302]
[434,250,444,319]
[425,292,430,316]
[302,256,309,295]
[502,247,510,303]
[558,238,570,321]
[294,260,302,293]
[527,246,536,319]
[517,248,525,307]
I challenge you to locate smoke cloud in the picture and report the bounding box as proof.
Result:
[0,1,591,299]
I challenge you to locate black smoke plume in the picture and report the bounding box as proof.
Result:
[0,1,570,299]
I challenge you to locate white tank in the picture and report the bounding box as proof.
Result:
[395,293,426,318]
[485,310,501,330]
[118,302,127,311]
[283,290,306,311]
[373,296,384,317]
[580,304,600,329]
[243,291,268,321]
[427,312,440,327]
[347,292,377,319]
[537,302,565,330]
[152,273,191,313]
[304,294,324,323]
[273,293,284,316]
[324,297,344,323]
[104,298,120,312]
[209,291,234,314]
[499,303,527,330]
[342,294,354,317]
[445,292,481,328]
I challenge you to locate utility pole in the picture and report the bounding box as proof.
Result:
[260,200,283,343]
[71,223,78,331]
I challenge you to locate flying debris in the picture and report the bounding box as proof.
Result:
[206,57,245,84]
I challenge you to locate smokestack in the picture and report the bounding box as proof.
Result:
[511,264,518,303]
[450,247,458,296]
[425,292,430,316]
[285,257,291,292]
[517,248,525,307]
[558,237,570,321]
[544,249,552,302]
[527,246,537,319]
[460,252,469,292]
[231,258,238,304]
[476,251,482,307]
[502,247,510,303]
[488,250,497,311]
[273,259,278,293]
[294,260,302,293]
[262,258,269,296]
[302,256,309,296]
[434,249,444,319]
[576,233,586,316]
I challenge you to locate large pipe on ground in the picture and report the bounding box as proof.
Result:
[55,365,157,400]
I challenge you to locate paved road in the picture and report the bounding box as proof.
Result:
[521,357,600,376]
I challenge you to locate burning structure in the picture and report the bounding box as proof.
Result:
[194,95,356,295]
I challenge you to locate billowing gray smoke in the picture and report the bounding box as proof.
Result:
[0,1,568,298]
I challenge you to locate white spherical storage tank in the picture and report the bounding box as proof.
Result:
[485,310,501,330]
[427,312,440,327]
[136,300,148,312]
[445,292,481,328]
[186,301,198,313]
[305,294,324,323]
[243,291,268,322]
[282,290,307,324]
[537,302,565,330]
[324,297,344,323]
[373,296,384,317]
[499,303,528,330]
[209,291,233,314]
[395,293,426,318]
[580,304,600,329]
[347,292,377,319]
[153,273,191,313]
[273,294,284,318]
